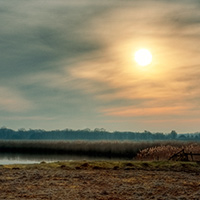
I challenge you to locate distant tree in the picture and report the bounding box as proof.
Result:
[83,128,91,132]
[143,130,152,140]
[0,127,15,139]
[178,134,186,140]
[94,128,106,132]
[169,130,177,140]
[153,132,165,140]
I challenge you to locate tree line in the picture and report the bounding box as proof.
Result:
[0,127,199,141]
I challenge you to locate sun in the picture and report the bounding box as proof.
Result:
[134,48,152,66]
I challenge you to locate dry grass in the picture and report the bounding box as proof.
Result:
[136,143,200,161]
[2,160,200,173]
[0,140,167,159]
[1,140,199,160]
[1,161,200,200]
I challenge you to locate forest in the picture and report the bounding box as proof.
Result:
[0,127,199,141]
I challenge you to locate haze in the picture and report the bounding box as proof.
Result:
[1,0,200,133]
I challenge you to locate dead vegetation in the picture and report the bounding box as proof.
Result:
[0,140,180,159]
[136,143,200,161]
[1,140,200,161]
[0,160,200,200]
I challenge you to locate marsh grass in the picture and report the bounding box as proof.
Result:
[136,143,200,161]
[2,160,200,173]
[0,140,198,160]
[0,140,153,159]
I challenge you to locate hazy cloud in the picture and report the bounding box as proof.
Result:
[0,87,33,112]
[1,0,200,132]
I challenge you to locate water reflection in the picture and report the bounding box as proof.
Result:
[0,153,101,165]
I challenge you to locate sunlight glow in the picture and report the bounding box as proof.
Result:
[134,49,152,66]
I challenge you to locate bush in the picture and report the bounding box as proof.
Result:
[136,143,200,161]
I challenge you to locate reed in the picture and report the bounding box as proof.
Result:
[0,140,197,160]
[136,142,200,161]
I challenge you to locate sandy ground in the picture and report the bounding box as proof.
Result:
[0,165,200,200]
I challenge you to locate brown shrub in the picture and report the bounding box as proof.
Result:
[136,143,200,161]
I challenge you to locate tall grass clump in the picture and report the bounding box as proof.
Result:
[136,142,200,161]
[0,140,168,159]
[0,140,199,160]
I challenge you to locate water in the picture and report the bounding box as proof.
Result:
[0,153,98,165]
[0,159,40,165]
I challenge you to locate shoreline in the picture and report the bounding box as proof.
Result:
[0,160,200,200]
[1,160,200,173]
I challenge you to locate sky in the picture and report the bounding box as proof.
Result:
[1,0,200,133]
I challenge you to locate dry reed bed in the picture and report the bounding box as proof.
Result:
[0,140,199,160]
[136,143,200,161]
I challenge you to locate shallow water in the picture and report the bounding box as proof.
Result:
[0,153,113,165]
[0,153,93,165]
[0,159,41,165]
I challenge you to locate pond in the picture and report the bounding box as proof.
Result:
[0,153,102,165]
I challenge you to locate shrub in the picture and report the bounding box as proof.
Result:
[136,143,200,161]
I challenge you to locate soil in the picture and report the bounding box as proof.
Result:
[0,164,199,200]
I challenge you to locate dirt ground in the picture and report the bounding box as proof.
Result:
[0,164,199,200]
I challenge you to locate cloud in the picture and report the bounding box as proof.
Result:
[0,0,110,82]
[1,0,200,131]
[0,116,55,121]
[0,87,33,112]
[101,106,192,118]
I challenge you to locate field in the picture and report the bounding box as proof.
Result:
[0,161,200,199]
[0,141,200,199]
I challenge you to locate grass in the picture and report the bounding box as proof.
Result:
[136,143,200,161]
[2,160,200,173]
[0,140,198,160]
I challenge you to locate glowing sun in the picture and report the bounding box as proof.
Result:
[134,48,152,66]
